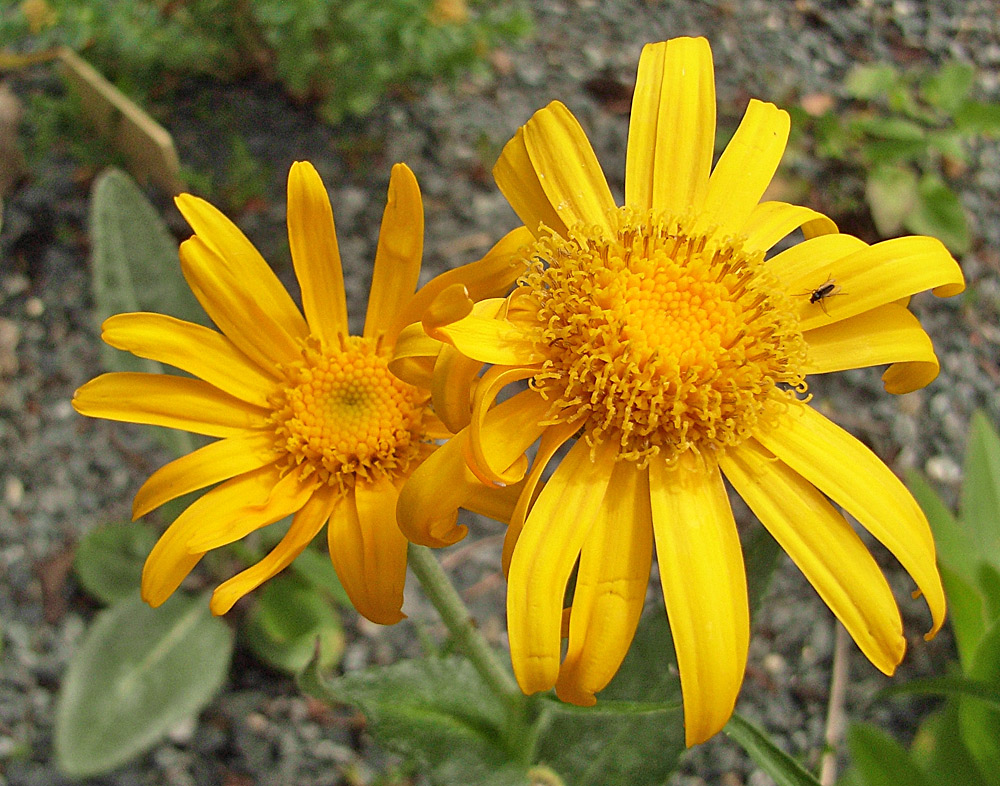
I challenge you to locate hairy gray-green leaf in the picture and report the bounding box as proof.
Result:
[73,521,157,605]
[244,573,344,674]
[921,62,976,115]
[55,591,232,777]
[298,653,530,785]
[536,612,685,785]
[88,167,208,458]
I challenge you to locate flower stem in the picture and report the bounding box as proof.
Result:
[407,542,519,699]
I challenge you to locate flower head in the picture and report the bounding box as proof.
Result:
[397,38,965,744]
[74,161,524,623]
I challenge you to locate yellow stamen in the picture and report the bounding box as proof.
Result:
[524,208,807,465]
[270,335,425,490]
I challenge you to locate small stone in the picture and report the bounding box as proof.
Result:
[925,455,962,485]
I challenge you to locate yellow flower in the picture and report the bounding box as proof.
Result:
[397,38,965,745]
[73,161,525,624]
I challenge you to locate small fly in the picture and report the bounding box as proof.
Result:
[803,276,843,315]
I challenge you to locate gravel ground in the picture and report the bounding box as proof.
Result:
[2,0,999,784]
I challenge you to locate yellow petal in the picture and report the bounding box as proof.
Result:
[328,477,408,625]
[649,453,749,747]
[395,432,474,548]
[133,430,281,519]
[185,468,317,552]
[523,101,617,235]
[494,122,571,238]
[431,343,482,433]
[180,236,301,369]
[468,369,544,485]
[502,419,580,575]
[769,235,965,331]
[175,192,308,340]
[803,303,939,393]
[626,37,715,216]
[698,100,790,238]
[393,225,533,337]
[756,400,945,638]
[741,201,838,256]
[556,459,653,705]
[721,441,905,674]
[287,161,349,341]
[210,484,338,615]
[433,311,543,366]
[764,232,868,292]
[141,464,284,606]
[102,312,279,407]
[387,322,440,389]
[507,437,619,696]
[364,164,424,343]
[73,372,267,437]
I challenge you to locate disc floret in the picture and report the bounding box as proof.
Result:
[271,335,426,489]
[525,208,808,464]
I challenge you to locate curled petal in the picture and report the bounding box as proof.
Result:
[803,302,940,393]
[741,201,838,256]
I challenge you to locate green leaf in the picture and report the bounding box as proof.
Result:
[744,523,784,615]
[55,591,233,777]
[298,653,529,785]
[959,617,1000,786]
[865,165,918,236]
[906,470,989,666]
[88,167,208,458]
[73,521,157,605]
[724,713,822,786]
[845,64,901,101]
[977,564,1000,622]
[903,174,970,255]
[910,702,989,786]
[846,723,936,786]
[536,612,685,785]
[921,62,976,114]
[288,545,351,607]
[244,573,344,674]
[953,101,1000,137]
[880,675,1000,709]
[961,412,1000,570]
[852,116,927,142]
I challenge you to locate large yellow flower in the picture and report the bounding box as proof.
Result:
[74,161,526,624]
[397,38,965,744]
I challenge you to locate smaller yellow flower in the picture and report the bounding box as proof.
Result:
[73,161,525,623]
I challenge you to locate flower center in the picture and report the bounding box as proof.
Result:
[270,335,426,490]
[524,208,807,465]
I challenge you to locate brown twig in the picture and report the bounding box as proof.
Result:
[819,621,851,785]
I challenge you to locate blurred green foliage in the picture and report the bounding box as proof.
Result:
[1,0,531,122]
[790,61,1000,255]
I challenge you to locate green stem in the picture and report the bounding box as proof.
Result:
[407,542,519,699]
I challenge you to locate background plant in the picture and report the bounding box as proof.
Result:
[788,61,1000,255]
[0,0,531,123]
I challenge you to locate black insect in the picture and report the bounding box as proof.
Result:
[803,277,843,314]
